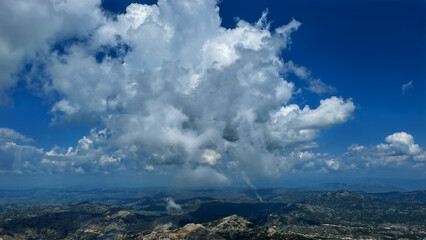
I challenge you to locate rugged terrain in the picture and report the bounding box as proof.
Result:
[0,185,425,239]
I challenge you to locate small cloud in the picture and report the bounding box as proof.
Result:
[202,149,221,166]
[51,99,80,115]
[99,155,120,165]
[308,79,337,95]
[271,96,355,130]
[166,198,181,212]
[325,159,340,170]
[144,165,155,171]
[414,152,426,162]
[285,61,336,94]
[401,80,414,95]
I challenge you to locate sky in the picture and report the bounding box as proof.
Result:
[0,0,425,189]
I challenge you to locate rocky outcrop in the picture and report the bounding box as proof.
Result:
[136,215,313,240]
[205,214,256,239]
[137,223,223,240]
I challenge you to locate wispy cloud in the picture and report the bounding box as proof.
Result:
[166,198,182,212]
[0,128,33,143]
[285,61,337,94]
[402,80,414,95]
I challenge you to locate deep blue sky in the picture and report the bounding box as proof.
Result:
[218,0,426,153]
[0,0,425,188]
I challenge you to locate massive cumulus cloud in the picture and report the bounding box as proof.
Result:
[0,0,361,183]
[0,0,104,104]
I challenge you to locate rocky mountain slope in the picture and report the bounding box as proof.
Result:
[0,188,425,239]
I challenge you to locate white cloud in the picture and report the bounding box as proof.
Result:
[285,61,336,94]
[342,132,425,168]
[41,129,128,174]
[0,129,43,173]
[269,96,355,135]
[401,80,414,95]
[298,151,314,160]
[51,100,80,116]
[0,0,104,104]
[383,132,421,155]
[414,152,426,162]
[278,132,426,173]
[0,128,33,143]
[144,164,155,171]
[166,198,181,212]
[99,155,120,165]
[0,0,358,183]
[202,149,222,166]
[325,159,340,171]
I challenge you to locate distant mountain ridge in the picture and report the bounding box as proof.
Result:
[297,182,406,193]
[1,188,425,239]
